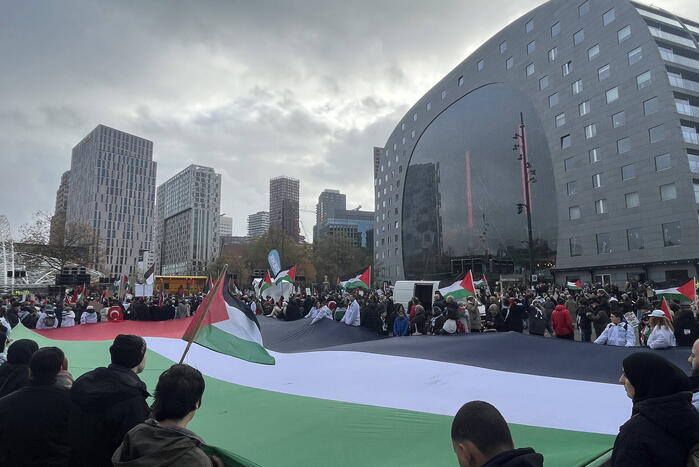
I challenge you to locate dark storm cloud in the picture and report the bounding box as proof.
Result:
[1,0,694,237]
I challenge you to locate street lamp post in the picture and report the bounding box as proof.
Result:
[513,112,537,284]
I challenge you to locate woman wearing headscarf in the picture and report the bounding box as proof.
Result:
[0,339,39,398]
[612,352,699,466]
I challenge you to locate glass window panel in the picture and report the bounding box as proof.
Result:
[567,181,577,195]
[592,173,602,188]
[589,148,601,163]
[579,1,590,16]
[660,183,677,201]
[526,19,534,33]
[588,44,600,60]
[655,153,671,171]
[625,192,640,208]
[572,79,583,95]
[617,25,631,43]
[606,87,619,103]
[597,233,612,254]
[585,123,597,139]
[627,227,644,249]
[458,76,464,86]
[527,40,536,54]
[555,113,566,128]
[595,198,607,214]
[526,63,535,76]
[579,100,591,116]
[612,111,626,128]
[570,237,583,256]
[637,71,651,89]
[551,22,561,37]
[539,75,549,90]
[598,64,611,80]
[617,137,631,154]
[662,221,681,246]
[549,93,559,108]
[548,47,559,62]
[688,153,699,173]
[643,97,658,115]
[561,134,572,149]
[564,157,575,171]
[574,29,585,46]
[628,47,643,65]
[563,61,573,76]
[649,125,665,143]
[694,180,699,203]
[477,59,484,71]
[506,57,514,69]
[500,41,507,54]
[603,8,616,26]
[621,164,636,180]
[569,205,581,220]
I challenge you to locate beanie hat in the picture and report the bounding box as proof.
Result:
[110,334,146,368]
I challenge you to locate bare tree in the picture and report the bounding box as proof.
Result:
[17,211,102,273]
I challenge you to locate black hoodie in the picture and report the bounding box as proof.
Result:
[70,364,150,467]
[483,448,544,467]
[0,338,38,397]
[611,353,699,467]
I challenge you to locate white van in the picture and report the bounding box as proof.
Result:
[392,281,441,311]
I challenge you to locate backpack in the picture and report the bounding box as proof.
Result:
[43,313,56,328]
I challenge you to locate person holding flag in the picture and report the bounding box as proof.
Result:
[647,309,677,349]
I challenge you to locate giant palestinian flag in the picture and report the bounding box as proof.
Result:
[26,305,690,466]
[654,278,696,302]
[439,271,476,300]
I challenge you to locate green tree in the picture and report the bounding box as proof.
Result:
[312,233,371,285]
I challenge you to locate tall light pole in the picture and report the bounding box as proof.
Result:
[513,113,537,283]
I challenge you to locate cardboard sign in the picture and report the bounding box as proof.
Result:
[624,312,639,328]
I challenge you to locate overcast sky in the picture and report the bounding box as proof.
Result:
[1,0,695,239]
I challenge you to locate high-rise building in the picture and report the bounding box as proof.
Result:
[66,125,156,277]
[155,165,221,275]
[374,0,699,286]
[247,211,270,239]
[314,189,374,249]
[49,170,70,245]
[373,147,384,180]
[219,215,233,236]
[269,176,300,241]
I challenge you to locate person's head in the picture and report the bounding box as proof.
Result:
[109,334,147,373]
[7,339,39,365]
[451,401,514,467]
[415,305,424,314]
[447,296,455,304]
[619,352,689,402]
[398,309,405,318]
[689,338,699,377]
[610,310,623,324]
[29,347,64,385]
[649,310,672,330]
[152,364,205,425]
[86,305,95,313]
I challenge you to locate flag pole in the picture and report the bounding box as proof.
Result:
[179,265,228,364]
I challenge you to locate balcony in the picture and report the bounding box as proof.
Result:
[683,127,699,145]
[659,48,699,70]
[649,26,696,49]
[668,73,699,93]
[676,101,699,118]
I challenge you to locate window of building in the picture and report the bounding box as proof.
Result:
[539,75,549,90]
[625,192,640,208]
[617,137,631,154]
[595,198,607,214]
[597,233,612,254]
[561,134,572,149]
[555,113,566,128]
[572,79,583,95]
[618,25,631,43]
[660,183,677,201]
[500,41,507,54]
[506,57,514,69]
[567,181,578,195]
[426,101,431,111]
[585,123,597,139]
[548,47,558,62]
[527,40,536,54]
[579,100,591,116]
[606,87,619,103]
[655,153,671,171]
[441,89,447,100]
[663,221,682,246]
[562,61,573,76]
[592,173,602,188]
[694,180,699,203]
[413,112,418,121]
[612,110,626,128]
[649,125,665,143]
[526,63,535,76]
[643,96,659,115]
[588,44,600,61]
[401,123,406,131]
[477,59,484,71]
[598,64,611,81]
[627,227,644,249]
[603,8,616,26]
[621,163,636,180]
[637,71,651,89]
[549,92,559,108]
[411,129,416,139]
[574,29,585,46]
[564,156,575,171]
[570,236,583,256]
[549,21,560,37]
[526,19,534,33]
[590,147,601,163]
[569,205,581,220]
[689,153,699,173]
[579,1,590,16]
[628,47,642,65]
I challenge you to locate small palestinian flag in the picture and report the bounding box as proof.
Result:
[655,278,696,302]
[439,271,476,300]
[144,265,155,285]
[344,267,371,290]
[274,266,296,285]
[260,271,273,295]
[660,298,673,321]
[182,274,275,365]
[566,280,583,291]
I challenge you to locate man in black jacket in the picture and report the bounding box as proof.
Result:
[70,334,150,466]
[0,347,73,466]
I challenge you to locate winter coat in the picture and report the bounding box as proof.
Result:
[61,310,76,327]
[591,309,610,335]
[674,311,699,347]
[80,311,98,324]
[611,392,699,467]
[467,304,482,331]
[594,322,636,347]
[527,305,547,336]
[36,311,58,329]
[284,300,302,321]
[482,447,543,467]
[0,339,38,398]
[393,316,409,336]
[577,306,593,332]
[70,364,150,467]
[505,303,526,333]
[0,383,73,466]
[647,325,677,349]
[112,419,211,467]
[551,305,574,336]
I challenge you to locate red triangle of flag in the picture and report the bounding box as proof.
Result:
[359,266,371,287]
[677,278,696,302]
[460,271,476,296]
[660,298,673,321]
[288,266,297,281]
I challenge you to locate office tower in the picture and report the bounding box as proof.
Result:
[247,211,270,239]
[49,170,70,245]
[269,176,300,241]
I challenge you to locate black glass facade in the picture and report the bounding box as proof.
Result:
[402,83,557,280]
